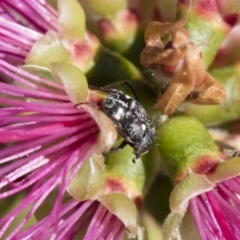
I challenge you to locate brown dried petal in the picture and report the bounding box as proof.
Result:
[140,46,169,67]
[144,21,164,47]
[140,46,187,68]
[196,73,226,104]
[171,28,189,48]
[144,17,188,47]
[185,44,206,86]
[157,57,194,114]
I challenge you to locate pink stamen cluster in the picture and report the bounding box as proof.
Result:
[0,0,58,65]
[189,176,240,240]
[0,0,57,32]
[0,58,105,238]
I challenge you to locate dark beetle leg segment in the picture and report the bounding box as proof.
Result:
[110,140,128,153]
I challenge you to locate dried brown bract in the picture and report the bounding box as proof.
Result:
[140,18,226,115]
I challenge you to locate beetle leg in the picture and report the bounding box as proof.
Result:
[110,140,128,153]
[132,152,141,164]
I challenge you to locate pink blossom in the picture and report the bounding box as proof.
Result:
[189,176,240,240]
[0,59,125,238]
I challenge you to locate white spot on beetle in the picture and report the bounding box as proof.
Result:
[113,107,124,120]
[141,124,146,131]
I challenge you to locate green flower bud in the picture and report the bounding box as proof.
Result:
[83,0,127,17]
[102,139,159,205]
[58,0,86,40]
[157,115,226,183]
[177,0,229,67]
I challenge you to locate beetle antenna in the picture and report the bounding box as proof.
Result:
[75,102,98,108]
[123,82,139,101]
[89,85,116,95]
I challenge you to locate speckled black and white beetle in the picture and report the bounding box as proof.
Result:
[90,85,155,163]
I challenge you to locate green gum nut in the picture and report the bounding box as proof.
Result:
[101,28,145,70]
[58,0,86,41]
[84,0,127,18]
[157,115,219,182]
[25,0,142,86]
[59,0,143,83]
[25,33,142,86]
[100,31,137,55]
[96,140,159,238]
[103,138,159,204]
[177,0,229,67]
[179,65,240,125]
[84,0,127,17]
[97,12,144,69]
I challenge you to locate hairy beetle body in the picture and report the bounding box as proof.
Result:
[95,87,155,162]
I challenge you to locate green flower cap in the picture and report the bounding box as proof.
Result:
[101,138,159,206]
[177,0,229,67]
[162,157,240,239]
[157,115,227,183]
[84,0,127,18]
[25,0,142,85]
[58,0,86,40]
[99,193,139,238]
[66,139,159,238]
